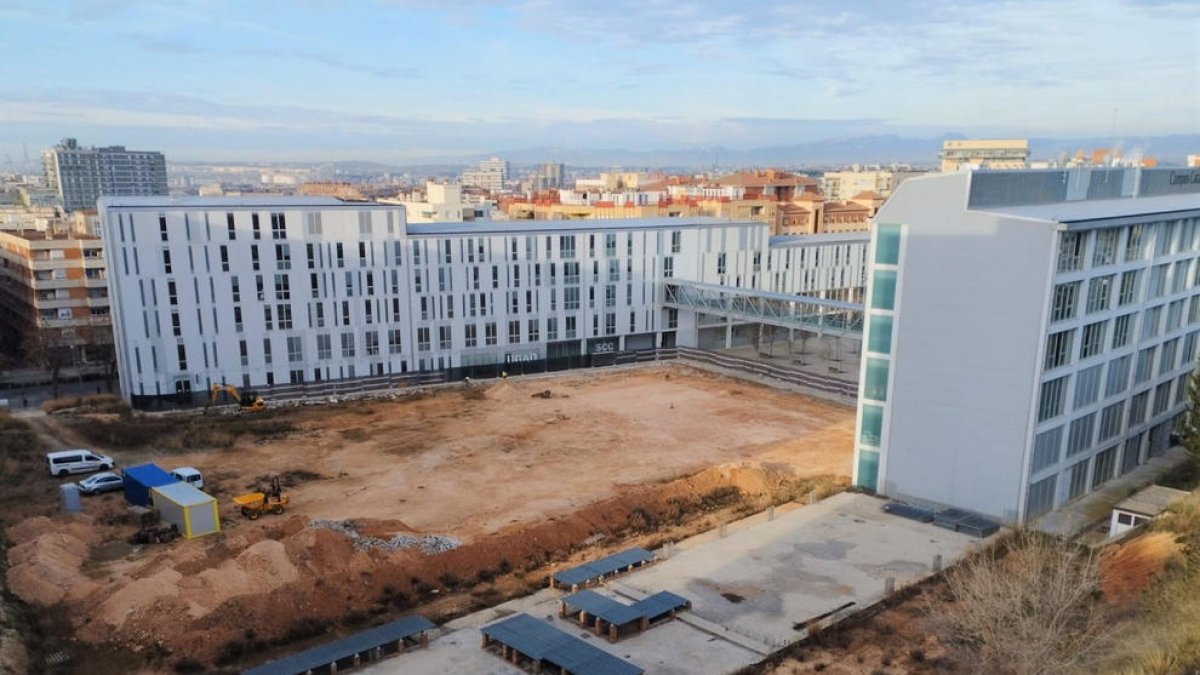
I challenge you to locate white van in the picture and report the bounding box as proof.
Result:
[170,467,204,490]
[46,450,114,477]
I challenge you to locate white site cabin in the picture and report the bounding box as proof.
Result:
[1108,484,1189,539]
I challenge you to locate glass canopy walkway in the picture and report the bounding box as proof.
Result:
[663,279,864,338]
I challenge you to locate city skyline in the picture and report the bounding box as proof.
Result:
[0,0,1196,162]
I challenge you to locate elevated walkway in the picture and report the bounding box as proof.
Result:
[664,279,864,338]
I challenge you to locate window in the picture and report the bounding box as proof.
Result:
[1099,402,1125,441]
[416,327,430,352]
[875,224,900,265]
[860,404,883,447]
[1073,364,1102,408]
[1149,264,1168,298]
[604,313,616,335]
[863,358,889,401]
[1135,346,1156,384]
[162,249,172,273]
[605,284,616,308]
[1066,413,1095,456]
[670,231,681,254]
[1031,426,1063,473]
[1038,376,1069,422]
[1112,313,1134,349]
[262,338,272,365]
[1026,475,1057,518]
[287,336,303,363]
[1057,231,1084,272]
[464,324,477,348]
[1153,381,1172,416]
[663,257,674,278]
[546,317,558,341]
[227,213,236,240]
[1129,390,1150,426]
[565,316,577,339]
[341,332,356,358]
[1105,354,1132,397]
[1080,321,1106,359]
[604,233,617,257]
[1066,459,1089,501]
[1051,282,1082,323]
[219,245,229,272]
[233,306,243,332]
[275,243,291,270]
[1125,223,1146,261]
[1045,330,1074,370]
[867,315,893,355]
[485,322,497,346]
[1167,299,1185,332]
[438,326,451,350]
[1091,448,1117,489]
[508,320,521,344]
[1141,305,1162,340]
[1092,228,1119,266]
[1118,270,1140,306]
[274,274,291,300]
[559,235,576,259]
[276,304,293,330]
[1160,338,1179,373]
[252,213,261,239]
[316,334,331,360]
[1085,276,1112,314]
[717,253,727,275]
[527,319,539,342]
[564,287,580,310]
[387,329,402,354]
[872,270,897,311]
[1122,434,1143,473]
[270,212,286,239]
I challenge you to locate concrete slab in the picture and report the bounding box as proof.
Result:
[360,492,980,675]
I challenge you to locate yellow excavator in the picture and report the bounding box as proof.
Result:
[207,383,265,413]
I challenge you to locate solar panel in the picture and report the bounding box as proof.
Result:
[552,547,655,587]
[562,590,644,625]
[630,591,689,620]
[481,613,643,675]
[882,502,935,523]
[244,615,435,675]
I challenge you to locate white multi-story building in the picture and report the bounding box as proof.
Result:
[854,167,1200,524]
[43,138,168,212]
[100,196,867,408]
[462,157,509,193]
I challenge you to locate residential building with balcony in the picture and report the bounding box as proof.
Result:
[854,167,1200,524]
[0,226,111,360]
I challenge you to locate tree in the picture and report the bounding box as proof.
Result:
[929,531,1116,675]
[22,329,75,399]
[1175,360,1200,465]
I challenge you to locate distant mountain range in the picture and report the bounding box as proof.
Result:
[172,133,1200,174]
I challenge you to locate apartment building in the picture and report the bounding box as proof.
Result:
[43,138,168,211]
[854,168,1200,524]
[0,226,110,360]
[462,157,509,193]
[821,170,895,200]
[939,139,1030,172]
[99,196,867,408]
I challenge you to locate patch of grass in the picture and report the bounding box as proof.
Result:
[63,409,298,452]
[42,393,129,415]
[700,485,742,510]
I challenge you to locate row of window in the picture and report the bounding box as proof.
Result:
[1044,297,1200,371]
[1038,331,1198,422]
[1056,219,1200,273]
[1051,262,1200,324]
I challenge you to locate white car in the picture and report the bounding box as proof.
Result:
[170,467,204,490]
[77,472,124,495]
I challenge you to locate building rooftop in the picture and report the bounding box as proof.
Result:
[408,216,756,236]
[770,231,870,247]
[1113,485,1190,518]
[975,192,1200,225]
[0,229,98,242]
[98,195,398,209]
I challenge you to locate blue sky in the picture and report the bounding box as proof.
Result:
[0,0,1196,162]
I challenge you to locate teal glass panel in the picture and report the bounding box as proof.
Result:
[856,449,880,491]
[871,270,897,310]
[867,314,893,354]
[863,358,889,401]
[875,224,901,265]
[860,404,883,447]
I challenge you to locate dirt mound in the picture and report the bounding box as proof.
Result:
[1101,532,1182,606]
[482,381,521,401]
[6,524,96,606]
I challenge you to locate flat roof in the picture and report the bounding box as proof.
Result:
[1113,485,1190,518]
[244,615,435,675]
[770,231,870,247]
[98,195,399,209]
[974,193,1200,224]
[151,481,214,507]
[408,217,755,236]
[481,613,643,675]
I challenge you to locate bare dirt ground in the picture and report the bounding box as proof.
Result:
[4,364,853,670]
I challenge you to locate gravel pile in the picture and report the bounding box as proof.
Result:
[309,519,460,554]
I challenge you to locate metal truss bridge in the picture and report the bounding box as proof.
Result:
[663,279,864,338]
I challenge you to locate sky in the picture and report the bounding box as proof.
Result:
[0,0,1197,162]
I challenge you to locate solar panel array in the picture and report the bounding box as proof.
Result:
[482,613,644,675]
[243,615,435,675]
[552,547,655,587]
[630,591,689,620]
[562,589,690,627]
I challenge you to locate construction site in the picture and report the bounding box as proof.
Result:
[0,363,859,673]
